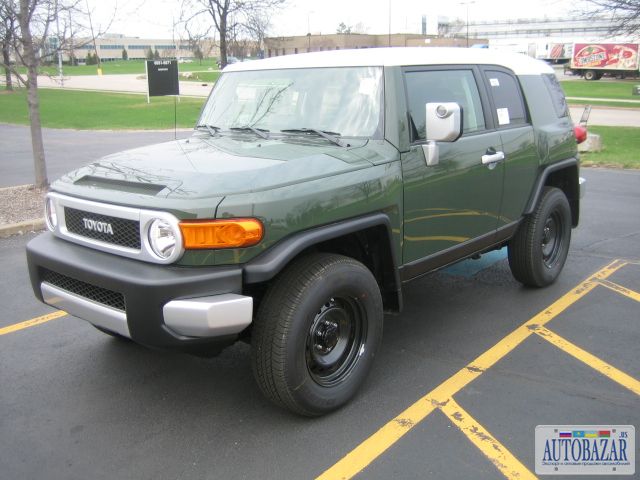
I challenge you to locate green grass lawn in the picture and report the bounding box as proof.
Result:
[16,59,220,77]
[581,126,640,169]
[180,71,222,83]
[0,88,206,129]
[562,80,640,100]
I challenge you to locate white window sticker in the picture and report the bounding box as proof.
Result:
[358,78,377,96]
[490,78,500,87]
[497,108,510,125]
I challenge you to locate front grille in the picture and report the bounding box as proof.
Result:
[65,207,140,249]
[42,269,125,311]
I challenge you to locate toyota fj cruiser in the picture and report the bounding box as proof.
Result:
[26,48,585,416]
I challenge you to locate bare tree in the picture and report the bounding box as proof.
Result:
[181,0,285,68]
[1,0,112,188]
[177,9,213,63]
[244,10,270,55]
[336,22,352,34]
[1,0,17,90]
[583,0,640,37]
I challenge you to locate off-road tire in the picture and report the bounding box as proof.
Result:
[251,253,383,416]
[508,187,571,287]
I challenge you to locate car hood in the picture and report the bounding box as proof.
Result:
[54,134,376,202]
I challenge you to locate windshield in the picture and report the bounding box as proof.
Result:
[198,66,383,138]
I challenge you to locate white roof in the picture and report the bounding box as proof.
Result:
[225,47,554,76]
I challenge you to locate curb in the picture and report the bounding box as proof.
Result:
[0,219,45,238]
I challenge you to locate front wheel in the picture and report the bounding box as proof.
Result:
[251,253,383,416]
[508,187,572,287]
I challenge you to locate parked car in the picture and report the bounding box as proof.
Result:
[27,48,585,416]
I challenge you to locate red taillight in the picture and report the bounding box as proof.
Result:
[574,125,588,144]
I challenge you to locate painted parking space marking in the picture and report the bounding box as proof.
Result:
[439,397,536,480]
[0,311,67,336]
[596,278,640,302]
[316,259,639,480]
[531,326,640,396]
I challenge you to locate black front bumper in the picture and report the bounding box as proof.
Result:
[26,233,244,353]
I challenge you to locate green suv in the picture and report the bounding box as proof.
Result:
[26,48,585,416]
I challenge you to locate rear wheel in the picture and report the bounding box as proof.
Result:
[251,253,383,416]
[584,69,598,81]
[508,187,571,287]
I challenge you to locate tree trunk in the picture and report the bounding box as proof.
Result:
[2,44,12,90]
[18,0,48,188]
[219,14,227,68]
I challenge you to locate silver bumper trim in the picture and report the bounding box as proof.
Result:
[41,282,131,338]
[163,294,253,337]
[579,176,586,199]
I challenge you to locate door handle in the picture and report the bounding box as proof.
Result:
[481,151,505,165]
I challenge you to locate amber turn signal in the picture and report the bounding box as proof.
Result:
[179,218,263,249]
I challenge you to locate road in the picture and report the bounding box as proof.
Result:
[35,73,214,97]
[569,106,640,128]
[0,124,190,188]
[0,167,638,479]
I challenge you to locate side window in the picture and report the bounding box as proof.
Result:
[405,69,485,142]
[485,70,527,127]
[542,73,569,118]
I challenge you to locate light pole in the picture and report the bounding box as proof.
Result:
[459,1,475,48]
[388,0,391,47]
[307,11,314,52]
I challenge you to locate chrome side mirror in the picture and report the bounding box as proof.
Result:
[422,102,462,167]
[426,102,462,142]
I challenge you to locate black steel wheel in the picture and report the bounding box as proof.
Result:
[306,296,366,388]
[251,253,383,416]
[508,187,571,287]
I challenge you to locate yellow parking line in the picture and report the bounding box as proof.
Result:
[314,401,438,480]
[0,311,67,336]
[596,279,640,303]
[439,397,536,480]
[316,259,627,480]
[533,326,640,396]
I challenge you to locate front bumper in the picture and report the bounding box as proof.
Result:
[26,233,252,352]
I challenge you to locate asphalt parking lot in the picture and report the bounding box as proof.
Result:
[1,167,638,479]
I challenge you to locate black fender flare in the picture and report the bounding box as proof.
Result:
[244,212,399,284]
[524,158,580,226]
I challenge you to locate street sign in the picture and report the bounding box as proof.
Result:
[146,60,179,98]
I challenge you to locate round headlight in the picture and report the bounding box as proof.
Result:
[148,219,178,260]
[45,197,58,231]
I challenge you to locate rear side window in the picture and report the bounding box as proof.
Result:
[405,69,486,141]
[542,73,569,118]
[485,70,527,127]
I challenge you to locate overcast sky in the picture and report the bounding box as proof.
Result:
[87,0,580,40]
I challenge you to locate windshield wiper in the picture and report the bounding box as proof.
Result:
[230,126,270,140]
[280,128,350,147]
[195,124,221,137]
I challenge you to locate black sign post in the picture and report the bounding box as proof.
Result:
[146,60,179,103]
